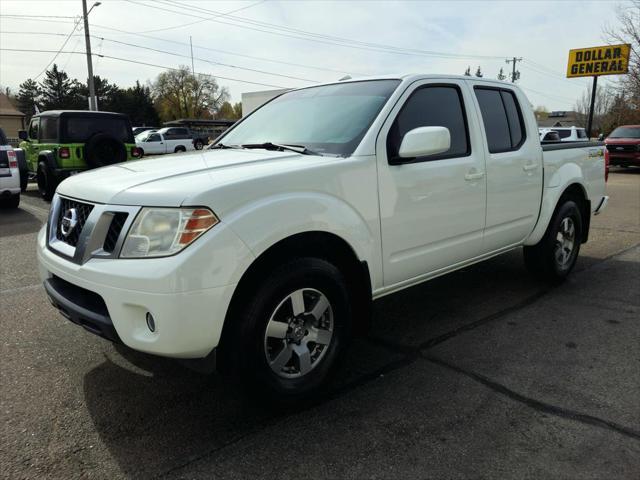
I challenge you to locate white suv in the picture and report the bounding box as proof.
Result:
[0,128,20,208]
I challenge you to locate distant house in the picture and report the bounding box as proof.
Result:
[537,110,582,128]
[0,93,26,144]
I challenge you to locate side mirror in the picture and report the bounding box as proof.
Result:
[396,126,451,161]
[18,130,28,141]
[597,133,605,141]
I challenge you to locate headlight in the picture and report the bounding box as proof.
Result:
[120,207,219,258]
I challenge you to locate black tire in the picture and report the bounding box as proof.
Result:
[84,133,127,168]
[7,194,20,208]
[15,149,28,192]
[220,257,352,401]
[194,140,204,150]
[174,146,186,153]
[138,148,144,158]
[37,161,57,201]
[524,199,582,282]
[19,168,28,192]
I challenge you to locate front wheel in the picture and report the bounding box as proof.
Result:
[221,257,352,401]
[524,199,583,282]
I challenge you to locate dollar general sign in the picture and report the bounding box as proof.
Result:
[567,44,631,78]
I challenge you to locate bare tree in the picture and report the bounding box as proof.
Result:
[152,66,229,121]
[574,84,614,132]
[603,1,639,111]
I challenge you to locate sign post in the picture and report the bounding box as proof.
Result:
[566,43,631,138]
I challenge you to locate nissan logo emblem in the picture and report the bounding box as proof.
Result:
[60,208,78,237]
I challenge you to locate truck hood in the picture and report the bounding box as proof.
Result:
[56,149,332,206]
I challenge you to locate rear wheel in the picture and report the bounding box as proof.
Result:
[194,140,204,150]
[174,146,186,153]
[220,257,352,401]
[524,199,582,282]
[36,161,57,201]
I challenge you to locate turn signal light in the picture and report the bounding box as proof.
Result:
[179,209,218,245]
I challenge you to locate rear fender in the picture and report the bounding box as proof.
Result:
[525,163,588,246]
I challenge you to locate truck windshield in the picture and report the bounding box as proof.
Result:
[218,80,400,156]
[609,127,640,139]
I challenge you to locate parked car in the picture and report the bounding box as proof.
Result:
[604,125,640,167]
[135,128,196,155]
[156,126,209,150]
[0,127,21,208]
[539,128,561,142]
[549,126,588,142]
[132,126,159,136]
[19,111,142,200]
[38,75,607,400]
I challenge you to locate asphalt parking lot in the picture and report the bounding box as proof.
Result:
[1,169,639,479]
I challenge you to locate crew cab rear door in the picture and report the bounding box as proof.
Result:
[469,83,543,251]
[376,79,487,286]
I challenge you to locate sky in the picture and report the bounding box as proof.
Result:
[0,0,627,111]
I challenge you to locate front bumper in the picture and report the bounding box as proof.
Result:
[37,220,253,359]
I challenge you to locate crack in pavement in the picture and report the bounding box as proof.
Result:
[424,353,640,442]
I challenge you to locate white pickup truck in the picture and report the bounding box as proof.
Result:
[38,75,608,399]
[135,127,195,156]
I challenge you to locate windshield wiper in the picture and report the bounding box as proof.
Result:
[240,142,322,156]
[209,143,241,150]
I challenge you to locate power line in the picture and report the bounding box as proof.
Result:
[127,0,507,60]
[0,48,289,89]
[0,31,319,83]
[32,17,82,80]
[139,0,265,34]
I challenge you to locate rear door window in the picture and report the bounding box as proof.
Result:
[40,117,59,143]
[29,118,40,141]
[475,87,526,153]
[552,129,572,139]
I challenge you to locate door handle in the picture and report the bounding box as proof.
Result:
[523,163,538,171]
[464,171,485,181]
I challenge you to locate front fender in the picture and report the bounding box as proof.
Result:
[224,192,379,285]
[524,163,588,246]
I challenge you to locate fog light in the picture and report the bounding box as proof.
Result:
[146,312,156,332]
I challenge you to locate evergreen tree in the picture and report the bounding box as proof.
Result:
[17,79,41,120]
[39,64,84,110]
[110,81,160,126]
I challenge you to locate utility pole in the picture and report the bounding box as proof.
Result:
[505,57,522,83]
[586,76,598,139]
[82,0,99,110]
[190,36,195,75]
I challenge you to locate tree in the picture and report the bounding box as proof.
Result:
[497,68,507,81]
[109,81,160,126]
[603,0,639,116]
[79,75,119,111]
[39,64,84,110]
[464,66,471,76]
[16,79,41,120]
[151,65,229,121]
[475,67,483,78]
[215,101,242,120]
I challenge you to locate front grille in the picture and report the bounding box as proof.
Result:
[103,212,128,253]
[606,144,637,153]
[56,198,94,247]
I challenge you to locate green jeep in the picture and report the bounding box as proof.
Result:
[19,111,141,200]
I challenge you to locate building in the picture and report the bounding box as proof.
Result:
[537,110,581,128]
[162,118,236,141]
[241,89,290,117]
[0,93,26,145]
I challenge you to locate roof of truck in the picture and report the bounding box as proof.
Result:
[34,110,129,118]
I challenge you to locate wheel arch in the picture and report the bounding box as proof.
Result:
[217,231,373,370]
[525,180,591,246]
